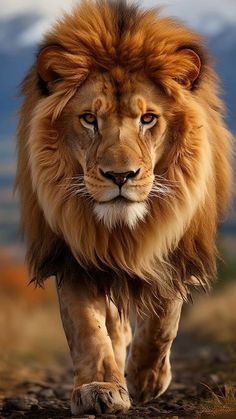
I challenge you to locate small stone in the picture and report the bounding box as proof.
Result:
[39,400,59,408]
[54,387,71,399]
[214,352,230,363]
[38,388,54,398]
[3,397,38,412]
[209,373,220,384]
[199,347,211,359]
[26,385,42,394]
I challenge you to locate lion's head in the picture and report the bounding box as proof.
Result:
[17,0,232,301]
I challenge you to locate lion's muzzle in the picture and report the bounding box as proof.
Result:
[100,168,140,187]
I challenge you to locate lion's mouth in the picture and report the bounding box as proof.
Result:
[98,196,143,204]
[103,196,130,204]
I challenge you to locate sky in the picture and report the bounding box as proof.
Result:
[0,0,236,49]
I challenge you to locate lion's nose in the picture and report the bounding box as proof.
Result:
[100,169,140,187]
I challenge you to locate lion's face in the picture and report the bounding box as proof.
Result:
[62,71,170,229]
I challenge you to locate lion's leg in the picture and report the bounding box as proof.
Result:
[106,301,132,373]
[57,277,131,415]
[125,298,182,403]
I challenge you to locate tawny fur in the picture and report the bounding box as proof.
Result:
[16,0,232,312]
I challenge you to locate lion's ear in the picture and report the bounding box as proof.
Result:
[37,45,66,90]
[173,48,201,90]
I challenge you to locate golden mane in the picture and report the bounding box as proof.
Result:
[16,0,232,311]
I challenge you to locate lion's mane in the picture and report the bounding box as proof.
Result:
[16,0,232,311]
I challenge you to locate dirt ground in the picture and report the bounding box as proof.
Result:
[1,331,236,419]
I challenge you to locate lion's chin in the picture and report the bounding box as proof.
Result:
[93,200,148,230]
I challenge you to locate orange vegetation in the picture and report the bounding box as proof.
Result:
[0,250,54,303]
[0,249,66,365]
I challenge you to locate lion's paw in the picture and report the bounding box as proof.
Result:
[71,381,131,415]
[126,358,171,403]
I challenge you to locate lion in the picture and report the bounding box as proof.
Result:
[16,0,232,414]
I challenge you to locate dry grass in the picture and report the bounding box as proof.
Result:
[199,384,236,417]
[182,282,236,344]
[0,278,69,392]
[0,254,69,391]
[0,256,67,370]
[0,292,67,365]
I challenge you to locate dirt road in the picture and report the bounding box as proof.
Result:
[1,332,235,418]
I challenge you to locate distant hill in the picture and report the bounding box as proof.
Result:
[208,26,236,132]
[0,47,35,136]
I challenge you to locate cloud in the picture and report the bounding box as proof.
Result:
[151,0,236,34]
[0,0,77,47]
[0,0,76,20]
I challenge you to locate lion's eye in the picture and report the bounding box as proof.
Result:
[80,113,97,128]
[140,113,158,127]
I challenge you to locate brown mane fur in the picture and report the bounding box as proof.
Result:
[16,0,232,312]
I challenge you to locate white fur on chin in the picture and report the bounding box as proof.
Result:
[94,200,148,230]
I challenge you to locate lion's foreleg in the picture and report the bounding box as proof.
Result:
[57,277,130,414]
[125,298,182,403]
[106,301,132,374]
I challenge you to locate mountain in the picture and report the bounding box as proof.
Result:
[208,26,236,131]
[0,13,40,135]
[0,47,35,136]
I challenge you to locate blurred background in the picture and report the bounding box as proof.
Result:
[0,0,235,396]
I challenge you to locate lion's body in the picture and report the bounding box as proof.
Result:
[16,0,232,414]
